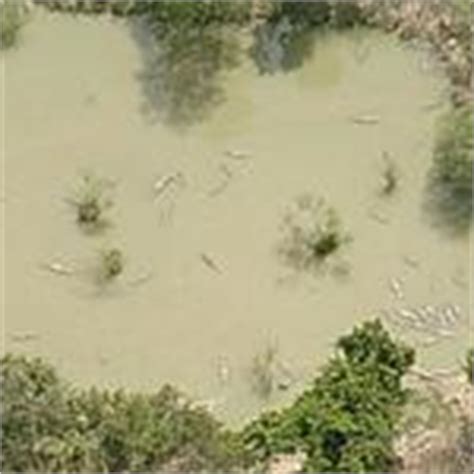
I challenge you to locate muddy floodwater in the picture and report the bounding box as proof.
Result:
[2,12,471,423]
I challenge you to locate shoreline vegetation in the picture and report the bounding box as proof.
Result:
[2,322,472,473]
[2,1,472,472]
[6,0,472,108]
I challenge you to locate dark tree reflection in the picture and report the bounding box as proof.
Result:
[132,17,242,128]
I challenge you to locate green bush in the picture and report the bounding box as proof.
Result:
[243,320,414,472]
[1,355,246,473]
[428,106,473,232]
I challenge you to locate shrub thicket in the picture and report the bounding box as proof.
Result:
[1,355,246,473]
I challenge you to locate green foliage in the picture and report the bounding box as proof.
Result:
[1,355,246,473]
[137,0,251,35]
[427,105,473,233]
[330,0,366,29]
[243,320,414,472]
[0,0,27,50]
[271,0,332,29]
[465,348,474,385]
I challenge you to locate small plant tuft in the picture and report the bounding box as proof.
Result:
[99,248,124,282]
[71,173,114,233]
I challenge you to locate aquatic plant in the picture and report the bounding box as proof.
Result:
[279,195,351,272]
[464,348,474,385]
[70,173,114,232]
[98,247,124,282]
[380,153,400,196]
[250,343,279,400]
[0,0,27,50]
[426,106,473,233]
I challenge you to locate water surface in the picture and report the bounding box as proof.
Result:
[2,12,470,423]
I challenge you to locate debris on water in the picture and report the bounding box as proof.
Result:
[216,356,230,384]
[382,302,463,344]
[40,260,75,276]
[389,277,404,300]
[368,209,390,224]
[200,253,222,274]
[350,114,380,125]
[10,332,39,343]
[128,271,154,288]
[403,255,420,269]
[153,172,184,200]
[224,149,251,160]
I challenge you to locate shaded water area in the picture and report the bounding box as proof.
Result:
[2,12,471,423]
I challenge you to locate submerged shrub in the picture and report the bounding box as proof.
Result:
[427,105,473,233]
[0,0,27,50]
[279,195,351,273]
[243,320,414,473]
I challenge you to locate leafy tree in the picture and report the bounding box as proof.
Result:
[243,320,414,472]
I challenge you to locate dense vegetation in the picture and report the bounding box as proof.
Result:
[1,355,246,473]
[427,105,473,233]
[2,320,418,473]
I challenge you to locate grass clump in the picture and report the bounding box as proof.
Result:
[427,106,473,233]
[0,0,27,50]
[280,195,351,273]
[70,173,114,233]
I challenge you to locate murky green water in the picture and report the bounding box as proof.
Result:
[2,11,471,423]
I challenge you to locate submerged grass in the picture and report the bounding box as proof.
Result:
[0,0,27,50]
